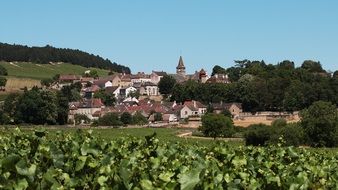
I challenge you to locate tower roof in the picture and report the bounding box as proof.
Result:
[176,56,185,69]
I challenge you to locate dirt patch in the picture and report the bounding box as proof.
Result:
[234,118,300,127]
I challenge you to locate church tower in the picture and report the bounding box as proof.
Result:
[176,56,186,76]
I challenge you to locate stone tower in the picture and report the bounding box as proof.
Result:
[176,56,186,76]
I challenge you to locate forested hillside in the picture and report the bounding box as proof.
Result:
[0,43,130,74]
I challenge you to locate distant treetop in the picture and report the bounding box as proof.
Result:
[0,42,130,74]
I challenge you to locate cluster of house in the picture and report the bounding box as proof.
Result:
[56,56,240,124]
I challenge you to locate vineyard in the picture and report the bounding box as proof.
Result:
[0,128,337,189]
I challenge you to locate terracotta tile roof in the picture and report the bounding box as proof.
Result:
[91,98,104,108]
[184,100,207,109]
[105,86,119,93]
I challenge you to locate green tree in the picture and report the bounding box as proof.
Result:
[98,113,122,126]
[120,112,133,125]
[0,77,7,87]
[333,70,338,78]
[199,113,234,139]
[0,65,8,76]
[40,78,54,87]
[132,111,148,125]
[3,93,20,119]
[211,65,226,76]
[74,114,90,125]
[300,101,338,147]
[0,110,10,124]
[301,60,324,72]
[56,91,69,125]
[14,89,58,124]
[154,112,163,121]
[244,124,272,146]
[94,89,116,106]
[158,75,177,95]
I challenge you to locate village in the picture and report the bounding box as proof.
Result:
[54,56,299,127]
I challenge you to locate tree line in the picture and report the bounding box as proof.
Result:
[0,42,131,73]
[165,60,338,112]
[0,83,82,125]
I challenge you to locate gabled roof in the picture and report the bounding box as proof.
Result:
[152,71,167,76]
[184,100,207,109]
[169,74,186,83]
[211,102,242,110]
[105,86,119,93]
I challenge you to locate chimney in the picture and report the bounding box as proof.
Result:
[193,100,196,108]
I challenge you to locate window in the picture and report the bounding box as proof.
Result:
[185,111,188,115]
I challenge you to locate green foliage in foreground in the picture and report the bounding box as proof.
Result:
[0,129,337,189]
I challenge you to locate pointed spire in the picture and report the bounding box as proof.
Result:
[177,56,185,69]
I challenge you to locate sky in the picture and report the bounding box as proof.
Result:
[1,0,338,74]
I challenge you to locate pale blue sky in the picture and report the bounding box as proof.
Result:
[1,0,337,74]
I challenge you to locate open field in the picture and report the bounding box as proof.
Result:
[0,61,110,80]
[0,126,244,147]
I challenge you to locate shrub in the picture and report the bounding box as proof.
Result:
[300,101,338,147]
[244,124,272,146]
[120,112,133,125]
[268,123,305,146]
[74,114,90,125]
[132,112,148,125]
[98,113,122,127]
[271,118,287,128]
[199,113,234,139]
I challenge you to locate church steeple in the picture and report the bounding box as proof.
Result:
[176,56,186,76]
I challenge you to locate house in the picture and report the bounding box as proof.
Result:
[122,97,139,106]
[83,85,101,99]
[105,86,121,98]
[119,74,132,87]
[80,77,94,87]
[206,74,230,84]
[59,74,80,83]
[151,71,167,84]
[104,81,113,88]
[211,102,242,118]
[68,98,105,121]
[179,100,207,119]
[119,86,137,98]
[140,82,159,96]
[93,74,121,88]
[130,72,152,85]
[163,113,178,123]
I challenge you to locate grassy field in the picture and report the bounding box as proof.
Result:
[0,61,110,80]
[0,126,244,147]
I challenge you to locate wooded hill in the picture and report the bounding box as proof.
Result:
[0,42,130,74]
